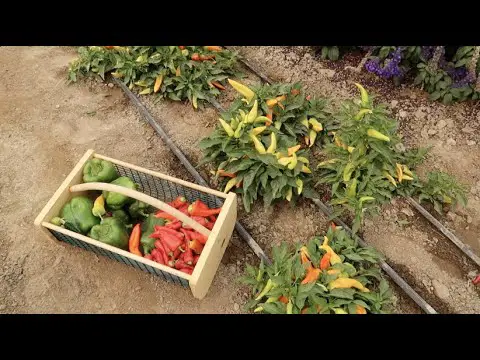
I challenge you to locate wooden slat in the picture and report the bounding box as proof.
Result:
[189,192,237,299]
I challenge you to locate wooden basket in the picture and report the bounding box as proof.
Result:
[34,149,237,300]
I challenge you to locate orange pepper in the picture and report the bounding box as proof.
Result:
[128,223,142,257]
[301,267,321,284]
[319,252,331,270]
[278,296,289,304]
[356,305,367,314]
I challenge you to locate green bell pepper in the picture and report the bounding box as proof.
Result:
[111,209,131,225]
[89,217,129,250]
[140,214,166,254]
[83,159,119,183]
[128,200,150,219]
[60,196,100,234]
[103,176,138,210]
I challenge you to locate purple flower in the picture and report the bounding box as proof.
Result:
[451,73,475,88]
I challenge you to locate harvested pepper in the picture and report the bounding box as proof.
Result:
[102,176,137,210]
[83,158,119,183]
[140,214,166,254]
[153,242,169,264]
[61,196,100,234]
[89,217,129,250]
[128,223,142,256]
[150,231,183,255]
[154,211,177,221]
[188,199,222,217]
[168,196,187,209]
[111,209,130,225]
[189,239,204,255]
[92,195,106,219]
[128,200,149,219]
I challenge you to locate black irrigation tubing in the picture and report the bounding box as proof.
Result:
[230,50,440,314]
[112,77,271,266]
[227,46,480,270]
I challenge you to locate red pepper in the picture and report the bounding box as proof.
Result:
[165,220,182,230]
[183,242,194,266]
[473,275,480,285]
[168,259,176,268]
[154,211,177,221]
[205,221,214,230]
[183,216,210,230]
[188,200,222,217]
[151,248,166,265]
[330,222,337,231]
[104,46,114,49]
[177,203,189,215]
[128,223,142,257]
[189,230,208,245]
[306,95,311,101]
[179,267,193,275]
[151,225,184,239]
[199,54,215,61]
[155,233,183,255]
[191,53,200,61]
[178,252,186,261]
[168,196,187,209]
[153,241,169,264]
[193,254,200,266]
[174,259,187,270]
[144,254,153,261]
[291,88,300,96]
[189,239,204,255]
[179,46,185,50]
[179,228,191,241]
[208,215,217,223]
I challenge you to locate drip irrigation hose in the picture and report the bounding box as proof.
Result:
[112,77,271,265]
[226,49,441,314]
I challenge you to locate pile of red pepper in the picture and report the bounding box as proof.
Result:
[129,196,222,275]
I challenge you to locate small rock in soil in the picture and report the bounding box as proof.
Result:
[108,83,114,88]
[55,104,60,109]
[467,271,477,279]
[421,127,429,139]
[432,279,450,299]
[401,208,414,217]
[428,129,437,136]
[461,126,474,134]
[399,110,407,118]
[0,305,6,311]
[229,265,237,274]
[414,109,425,120]
[259,225,267,233]
[445,118,454,127]
[466,216,472,224]
[135,286,141,291]
[447,211,457,221]
[446,138,456,146]
[467,140,476,146]
[233,303,240,312]
[437,119,447,129]
[390,100,398,108]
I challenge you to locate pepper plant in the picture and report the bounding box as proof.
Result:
[199,80,333,211]
[68,46,241,108]
[240,224,393,314]
[315,84,467,233]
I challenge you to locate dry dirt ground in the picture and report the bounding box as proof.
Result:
[1,46,478,314]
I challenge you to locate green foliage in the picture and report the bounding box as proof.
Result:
[68,46,241,108]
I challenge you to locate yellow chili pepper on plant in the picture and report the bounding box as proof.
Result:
[267,133,277,153]
[308,118,323,132]
[383,171,397,187]
[250,134,266,154]
[219,118,235,137]
[367,129,390,142]
[224,177,238,193]
[246,100,258,123]
[354,108,373,120]
[309,129,317,147]
[301,165,312,174]
[287,152,298,170]
[321,236,342,265]
[228,79,255,103]
[250,126,267,136]
[288,145,301,156]
[153,74,163,93]
[286,188,293,202]
[328,278,370,292]
[396,163,403,182]
[255,279,274,300]
[354,83,370,108]
[234,120,244,138]
[296,178,303,195]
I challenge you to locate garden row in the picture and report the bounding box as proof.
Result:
[68,46,471,313]
[318,46,480,105]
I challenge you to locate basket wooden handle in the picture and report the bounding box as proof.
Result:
[69,182,211,237]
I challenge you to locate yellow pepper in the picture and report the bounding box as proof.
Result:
[354,83,370,108]
[278,157,292,167]
[296,178,303,195]
[356,305,367,314]
[396,163,404,183]
[92,195,106,219]
[234,120,244,138]
[250,134,266,154]
[250,126,267,136]
[308,118,323,132]
[328,278,370,292]
[219,118,235,137]
[297,156,309,164]
[321,236,342,265]
[246,100,258,123]
[383,171,397,187]
[367,129,390,142]
[354,108,372,120]
[300,116,309,129]
[287,152,298,170]
[139,88,151,95]
[153,74,163,93]
[286,187,293,202]
[267,133,277,153]
[288,145,301,156]
[309,129,317,147]
[301,165,312,174]
[333,308,348,314]
[228,79,255,103]
[224,177,238,193]
[317,159,339,167]
[255,279,274,300]
[402,165,413,177]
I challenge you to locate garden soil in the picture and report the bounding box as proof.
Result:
[0,46,477,314]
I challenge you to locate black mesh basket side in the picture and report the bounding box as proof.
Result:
[48,229,189,288]
[113,164,223,209]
